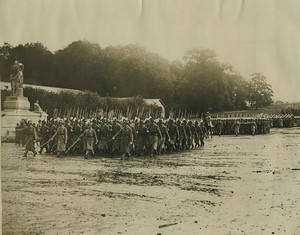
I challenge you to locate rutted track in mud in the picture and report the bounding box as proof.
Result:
[2,128,300,234]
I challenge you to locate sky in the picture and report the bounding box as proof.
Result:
[1,0,299,102]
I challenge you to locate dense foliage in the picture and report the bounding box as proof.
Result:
[0,41,274,112]
[2,87,162,119]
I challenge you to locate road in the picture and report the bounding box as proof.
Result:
[2,128,300,235]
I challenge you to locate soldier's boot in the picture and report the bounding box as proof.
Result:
[23,150,28,157]
[84,151,89,159]
[121,153,126,159]
[33,150,38,157]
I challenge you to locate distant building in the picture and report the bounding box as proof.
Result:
[144,99,166,118]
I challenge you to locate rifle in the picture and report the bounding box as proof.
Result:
[65,138,81,154]
[39,139,52,149]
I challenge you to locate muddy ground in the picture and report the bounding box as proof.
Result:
[2,128,300,235]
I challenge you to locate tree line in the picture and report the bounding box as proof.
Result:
[0,41,274,112]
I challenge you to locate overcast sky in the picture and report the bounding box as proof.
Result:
[1,0,299,102]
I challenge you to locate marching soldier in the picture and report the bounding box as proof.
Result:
[182,119,191,150]
[194,120,201,148]
[78,123,98,158]
[48,121,57,154]
[148,118,162,157]
[231,120,240,136]
[188,120,198,149]
[135,119,149,156]
[23,120,38,157]
[176,119,186,151]
[97,119,111,154]
[250,119,257,135]
[118,118,133,159]
[39,120,50,154]
[167,118,179,153]
[50,121,68,157]
[215,119,223,136]
[199,121,206,147]
[111,118,122,156]
[158,119,170,155]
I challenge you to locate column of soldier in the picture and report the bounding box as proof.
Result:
[17,112,289,158]
[17,116,212,158]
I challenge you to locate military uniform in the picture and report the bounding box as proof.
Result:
[80,126,98,158]
[23,122,38,157]
[158,121,170,154]
[135,121,149,156]
[148,119,162,157]
[119,121,133,158]
[52,123,68,157]
[39,122,49,154]
[167,119,179,153]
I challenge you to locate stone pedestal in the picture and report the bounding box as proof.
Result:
[3,96,30,110]
[1,96,48,141]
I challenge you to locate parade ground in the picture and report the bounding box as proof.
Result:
[2,128,300,235]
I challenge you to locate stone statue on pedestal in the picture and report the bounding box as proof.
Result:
[2,60,48,140]
[10,60,24,97]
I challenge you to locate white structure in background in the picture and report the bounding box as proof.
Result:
[144,99,166,118]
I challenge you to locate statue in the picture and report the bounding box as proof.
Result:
[33,100,43,112]
[10,60,24,97]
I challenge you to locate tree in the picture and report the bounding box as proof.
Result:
[176,49,230,112]
[0,43,13,81]
[247,73,273,109]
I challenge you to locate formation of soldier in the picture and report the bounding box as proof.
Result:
[16,111,296,158]
[212,118,271,136]
[17,116,210,158]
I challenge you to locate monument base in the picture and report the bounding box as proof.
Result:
[1,110,48,141]
[3,96,30,110]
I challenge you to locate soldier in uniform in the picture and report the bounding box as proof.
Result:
[205,112,213,138]
[48,121,57,154]
[157,119,170,155]
[176,119,186,151]
[231,120,241,136]
[39,120,50,154]
[250,119,257,136]
[215,119,224,136]
[167,118,179,153]
[194,120,201,148]
[147,118,162,157]
[182,119,191,150]
[97,119,111,154]
[78,123,98,158]
[50,121,68,157]
[23,120,38,157]
[111,118,122,156]
[188,120,198,149]
[135,119,149,156]
[199,121,206,147]
[118,118,133,159]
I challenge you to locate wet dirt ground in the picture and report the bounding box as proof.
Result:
[2,128,300,235]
